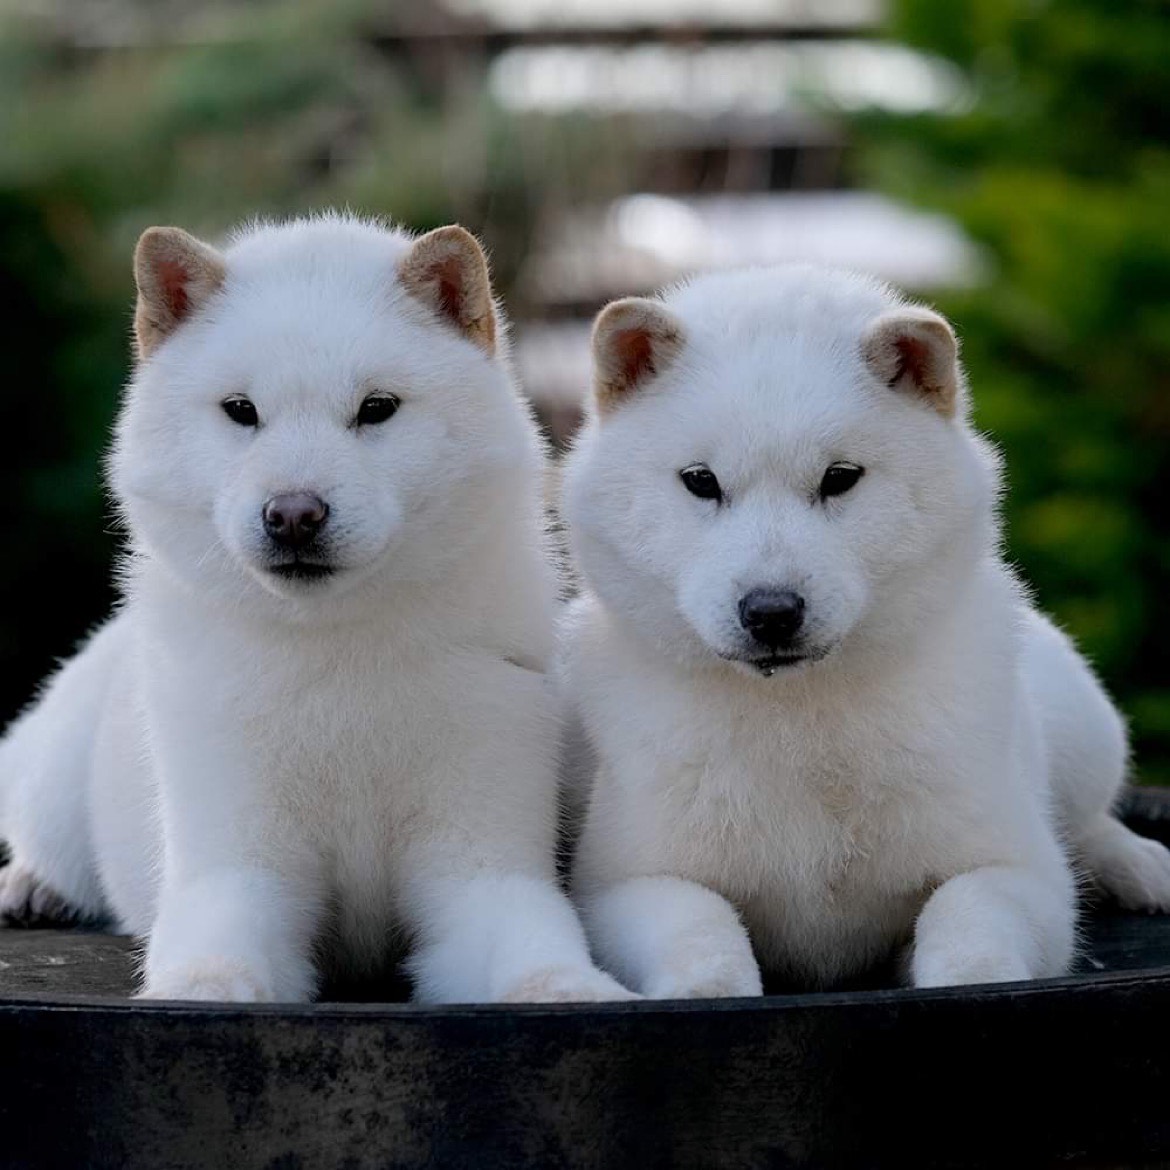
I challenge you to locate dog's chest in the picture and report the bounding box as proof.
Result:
[634,695,954,978]
[228,647,448,894]
[659,725,923,891]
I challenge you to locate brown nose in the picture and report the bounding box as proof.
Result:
[262,493,329,550]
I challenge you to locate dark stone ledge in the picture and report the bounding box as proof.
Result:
[1,788,1169,1169]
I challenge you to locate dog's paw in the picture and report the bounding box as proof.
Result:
[912,947,1030,988]
[139,959,276,1003]
[0,863,79,927]
[1090,829,1170,914]
[644,952,764,1000]
[498,965,641,1003]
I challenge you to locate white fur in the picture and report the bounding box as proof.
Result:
[561,265,1170,996]
[0,214,629,1004]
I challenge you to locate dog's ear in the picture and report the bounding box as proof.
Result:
[861,308,961,417]
[134,227,226,361]
[591,297,685,415]
[398,226,497,355]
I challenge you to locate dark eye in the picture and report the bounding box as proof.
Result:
[221,395,258,427]
[355,393,401,427]
[679,464,723,502]
[819,462,864,500]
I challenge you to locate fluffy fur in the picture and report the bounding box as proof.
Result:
[0,213,629,1004]
[561,265,1170,996]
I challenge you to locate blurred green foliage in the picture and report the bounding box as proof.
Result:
[863,0,1170,781]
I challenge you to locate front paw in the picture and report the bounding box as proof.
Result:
[499,965,640,1003]
[645,951,764,1000]
[912,947,1030,988]
[139,958,276,1003]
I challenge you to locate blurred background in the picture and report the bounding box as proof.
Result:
[2,0,1168,778]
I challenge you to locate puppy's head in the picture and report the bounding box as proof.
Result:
[563,266,999,676]
[111,217,535,612]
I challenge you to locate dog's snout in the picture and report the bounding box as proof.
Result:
[263,493,329,550]
[738,588,805,649]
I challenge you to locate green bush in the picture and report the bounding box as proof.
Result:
[862,0,1170,781]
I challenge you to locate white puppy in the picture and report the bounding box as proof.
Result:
[0,214,630,1004]
[561,265,1170,996]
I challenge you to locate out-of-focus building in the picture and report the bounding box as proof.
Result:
[443,0,982,438]
[17,0,981,440]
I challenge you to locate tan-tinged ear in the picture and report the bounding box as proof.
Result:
[861,307,960,417]
[591,297,685,415]
[133,227,226,361]
[398,225,497,355]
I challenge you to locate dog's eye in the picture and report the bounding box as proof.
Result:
[354,394,401,427]
[221,396,259,427]
[820,462,864,500]
[679,464,723,503]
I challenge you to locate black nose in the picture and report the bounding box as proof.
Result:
[738,588,805,650]
[263,493,329,550]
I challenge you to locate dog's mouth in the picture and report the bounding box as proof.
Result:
[748,653,808,677]
[266,560,337,583]
[721,645,830,677]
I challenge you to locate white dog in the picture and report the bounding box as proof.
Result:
[0,214,630,1004]
[560,265,1170,996]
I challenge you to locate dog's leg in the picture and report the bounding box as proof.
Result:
[579,875,763,999]
[911,863,1075,987]
[397,659,637,1004]
[1022,610,1170,912]
[1076,814,1170,913]
[0,618,129,925]
[1059,717,1170,911]
[140,866,322,1002]
[403,866,637,1003]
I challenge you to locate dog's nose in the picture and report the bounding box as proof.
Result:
[263,493,329,550]
[738,588,805,649]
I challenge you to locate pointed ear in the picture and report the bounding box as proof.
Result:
[861,307,961,417]
[133,227,226,361]
[398,225,497,355]
[591,297,685,415]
